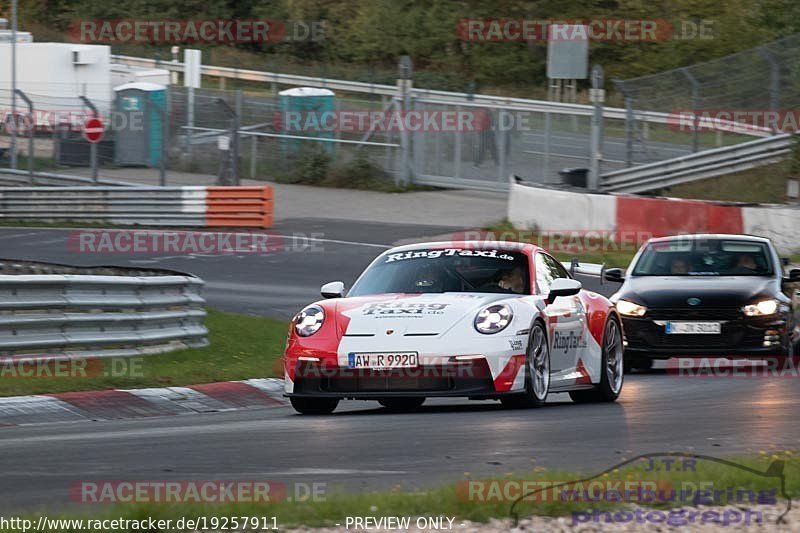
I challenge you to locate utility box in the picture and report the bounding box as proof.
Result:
[278,87,335,154]
[113,82,167,166]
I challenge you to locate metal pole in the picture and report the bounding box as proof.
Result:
[186,87,194,155]
[9,0,18,169]
[543,111,551,181]
[588,65,604,191]
[159,100,167,186]
[90,143,98,184]
[250,135,257,179]
[79,96,100,184]
[681,67,701,153]
[758,46,780,131]
[14,89,33,183]
[233,90,241,185]
[454,104,462,179]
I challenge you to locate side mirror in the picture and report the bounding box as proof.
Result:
[321,281,345,299]
[546,278,582,304]
[784,269,800,283]
[604,268,625,283]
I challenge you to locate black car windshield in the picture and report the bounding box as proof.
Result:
[631,239,773,276]
[349,248,530,296]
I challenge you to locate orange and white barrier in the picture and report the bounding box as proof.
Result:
[508,181,800,253]
[0,185,274,228]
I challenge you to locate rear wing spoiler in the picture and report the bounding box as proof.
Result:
[561,259,606,283]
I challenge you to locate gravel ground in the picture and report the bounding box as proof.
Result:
[285,503,796,532]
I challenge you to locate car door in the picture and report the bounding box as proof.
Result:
[535,253,586,387]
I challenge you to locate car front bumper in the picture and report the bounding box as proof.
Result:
[621,313,791,358]
[286,358,518,400]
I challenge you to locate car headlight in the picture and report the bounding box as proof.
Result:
[474,304,513,334]
[743,299,779,317]
[616,299,647,317]
[295,305,325,337]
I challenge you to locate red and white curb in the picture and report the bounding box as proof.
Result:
[0,378,286,427]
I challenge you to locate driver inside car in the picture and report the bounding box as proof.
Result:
[498,266,526,294]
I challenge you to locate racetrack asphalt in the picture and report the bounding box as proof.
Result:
[0,224,793,511]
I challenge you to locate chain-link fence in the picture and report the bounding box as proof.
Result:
[614,34,800,163]
[6,37,792,190]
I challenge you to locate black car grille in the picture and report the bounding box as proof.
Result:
[623,317,769,350]
[646,308,743,321]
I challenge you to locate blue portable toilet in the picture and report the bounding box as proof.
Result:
[113,82,167,166]
[279,87,335,154]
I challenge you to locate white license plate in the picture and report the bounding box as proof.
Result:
[665,322,721,334]
[347,352,419,369]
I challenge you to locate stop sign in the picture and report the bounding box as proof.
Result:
[83,117,104,143]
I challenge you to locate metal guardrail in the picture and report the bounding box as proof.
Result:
[0,260,207,358]
[0,185,273,227]
[600,134,794,193]
[0,168,134,187]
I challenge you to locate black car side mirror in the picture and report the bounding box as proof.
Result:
[785,269,800,283]
[604,268,625,283]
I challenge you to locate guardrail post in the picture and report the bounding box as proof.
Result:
[680,68,701,153]
[13,89,34,184]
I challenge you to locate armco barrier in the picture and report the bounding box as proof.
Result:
[0,259,208,358]
[507,181,800,254]
[0,186,273,228]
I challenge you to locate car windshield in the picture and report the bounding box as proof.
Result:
[349,248,530,296]
[631,239,773,276]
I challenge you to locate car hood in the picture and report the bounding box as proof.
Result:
[335,292,515,337]
[619,276,775,308]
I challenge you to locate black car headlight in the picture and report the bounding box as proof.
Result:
[742,299,779,317]
[474,304,513,334]
[616,299,647,317]
[295,305,325,336]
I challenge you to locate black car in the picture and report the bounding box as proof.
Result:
[603,234,800,370]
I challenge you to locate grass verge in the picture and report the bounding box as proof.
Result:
[0,308,288,397]
[9,452,798,530]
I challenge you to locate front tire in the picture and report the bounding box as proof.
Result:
[570,316,624,403]
[290,396,339,415]
[378,397,425,411]
[501,321,550,409]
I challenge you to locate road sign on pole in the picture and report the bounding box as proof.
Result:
[83,117,104,143]
[83,117,104,184]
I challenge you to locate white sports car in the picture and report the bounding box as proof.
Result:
[283,241,624,414]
